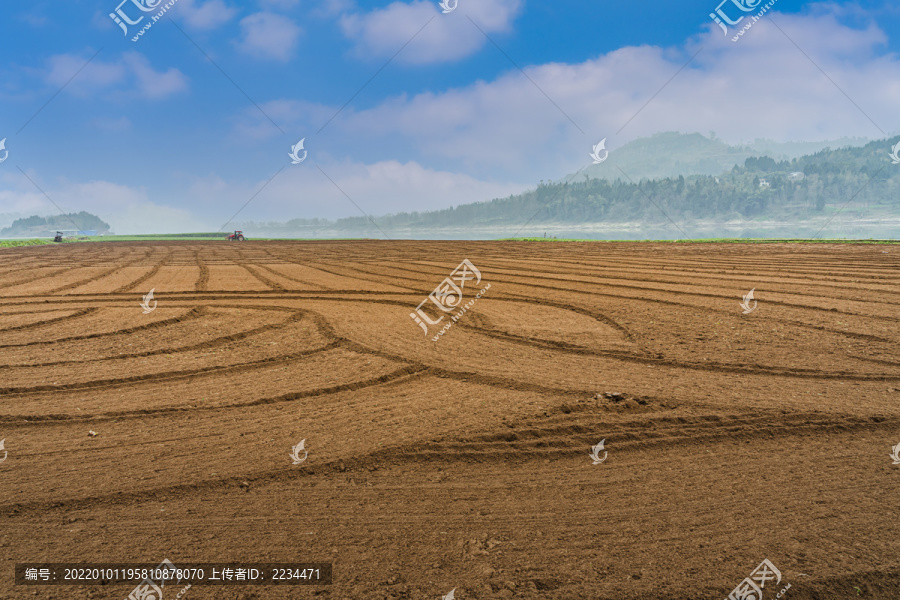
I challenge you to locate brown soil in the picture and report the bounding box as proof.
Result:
[0,240,899,600]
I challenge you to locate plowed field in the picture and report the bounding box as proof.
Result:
[1,240,899,600]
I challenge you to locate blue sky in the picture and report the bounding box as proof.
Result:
[1,0,899,233]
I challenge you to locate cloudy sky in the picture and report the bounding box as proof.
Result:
[0,0,898,233]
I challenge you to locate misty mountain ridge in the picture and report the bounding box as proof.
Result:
[0,212,111,237]
[6,133,891,240]
[577,131,872,182]
[239,133,898,239]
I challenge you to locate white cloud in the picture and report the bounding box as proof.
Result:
[238,12,303,61]
[0,174,49,220]
[296,159,524,217]
[222,6,900,219]
[181,159,526,221]
[339,0,521,65]
[259,0,302,9]
[87,116,132,132]
[175,0,237,30]
[122,53,189,99]
[311,0,353,18]
[230,98,335,140]
[42,52,187,100]
[44,53,124,91]
[313,9,900,181]
[92,10,117,32]
[0,173,206,234]
[14,5,900,233]
[2,159,518,233]
[63,180,205,234]
[19,12,49,27]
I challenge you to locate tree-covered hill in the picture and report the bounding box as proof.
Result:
[576,131,870,182]
[0,212,111,237]
[272,136,900,233]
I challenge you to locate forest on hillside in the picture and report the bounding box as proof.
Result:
[0,212,111,236]
[272,138,898,232]
[4,137,895,239]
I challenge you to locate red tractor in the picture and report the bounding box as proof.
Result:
[227,230,246,241]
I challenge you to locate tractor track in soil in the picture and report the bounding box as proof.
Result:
[0,240,899,600]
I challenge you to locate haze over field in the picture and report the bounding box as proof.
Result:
[1,0,900,237]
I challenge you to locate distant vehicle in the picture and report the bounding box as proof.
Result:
[227,230,246,241]
[53,231,63,243]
